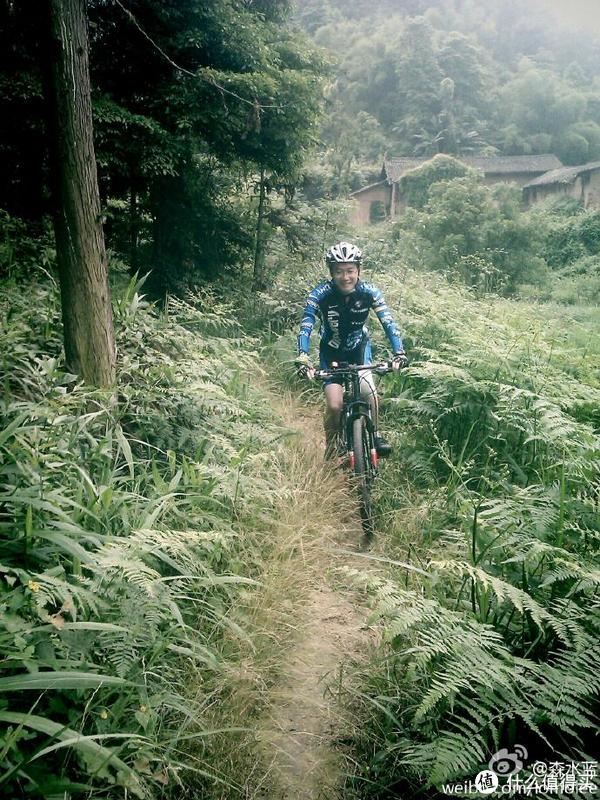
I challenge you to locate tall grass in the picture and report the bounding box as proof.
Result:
[0,273,294,798]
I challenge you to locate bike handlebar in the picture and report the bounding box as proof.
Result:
[313,361,397,381]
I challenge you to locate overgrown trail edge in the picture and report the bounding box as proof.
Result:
[251,385,380,799]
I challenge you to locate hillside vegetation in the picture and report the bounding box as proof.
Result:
[263,241,600,795]
[297,0,600,196]
[0,271,312,797]
[2,231,600,798]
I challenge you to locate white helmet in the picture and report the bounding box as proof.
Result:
[325,241,362,266]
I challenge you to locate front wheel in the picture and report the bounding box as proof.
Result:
[352,416,375,536]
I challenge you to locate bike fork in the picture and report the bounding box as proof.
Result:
[370,447,378,469]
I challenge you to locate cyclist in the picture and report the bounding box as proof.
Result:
[295,241,407,458]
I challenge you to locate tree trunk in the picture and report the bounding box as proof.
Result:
[45,0,116,388]
[253,167,267,291]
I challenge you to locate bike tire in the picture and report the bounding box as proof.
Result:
[352,416,375,536]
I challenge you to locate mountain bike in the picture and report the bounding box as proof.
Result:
[314,361,394,537]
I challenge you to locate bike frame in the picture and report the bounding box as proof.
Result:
[340,369,378,471]
[314,361,391,470]
[312,360,397,536]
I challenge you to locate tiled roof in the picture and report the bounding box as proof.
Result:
[382,158,428,183]
[523,161,600,189]
[383,154,563,183]
[349,179,387,197]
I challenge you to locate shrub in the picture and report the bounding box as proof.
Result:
[398,154,474,210]
[369,199,387,223]
[396,175,545,293]
[0,209,55,279]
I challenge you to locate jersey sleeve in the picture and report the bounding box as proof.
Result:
[370,287,404,353]
[297,288,321,355]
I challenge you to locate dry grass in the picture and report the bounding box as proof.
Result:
[175,382,369,798]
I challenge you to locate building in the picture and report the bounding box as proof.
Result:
[523,161,600,208]
[349,154,563,225]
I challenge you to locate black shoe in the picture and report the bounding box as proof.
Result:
[374,435,392,457]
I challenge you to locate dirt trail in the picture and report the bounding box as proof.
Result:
[256,583,374,799]
[252,387,382,800]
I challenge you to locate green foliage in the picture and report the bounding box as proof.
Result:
[347,570,600,792]
[399,154,473,209]
[0,211,55,280]
[0,0,326,293]
[266,195,350,270]
[257,237,600,795]
[369,200,387,224]
[320,109,386,197]
[392,17,445,154]
[514,203,600,303]
[298,0,600,204]
[0,274,291,797]
[543,256,600,305]
[306,245,600,796]
[395,174,546,293]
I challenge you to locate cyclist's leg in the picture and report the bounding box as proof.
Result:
[320,344,344,455]
[357,340,392,456]
[324,383,344,452]
[357,340,379,430]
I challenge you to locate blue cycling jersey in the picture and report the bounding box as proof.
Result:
[297,279,403,356]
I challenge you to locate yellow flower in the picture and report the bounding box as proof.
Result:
[27,580,40,593]
[139,704,147,713]
[99,709,108,720]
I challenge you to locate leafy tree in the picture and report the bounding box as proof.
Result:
[397,174,545,292]
[399,153,472,208]
[435,31,493,153]
[297,0,600,180]
[392,17,443,154]
[568,121,600,161]
[0,0,325,298]
[496,59,600,163]
[321,109,386,195]
[87,0,325,297]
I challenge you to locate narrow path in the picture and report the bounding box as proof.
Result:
[256,584,373,799]
[250,384,382,800]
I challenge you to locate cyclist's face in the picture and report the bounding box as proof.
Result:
[332,263,359,293]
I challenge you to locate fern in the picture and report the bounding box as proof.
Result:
[348,570,599,789]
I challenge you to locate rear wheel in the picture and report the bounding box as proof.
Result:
[352,416,374,536]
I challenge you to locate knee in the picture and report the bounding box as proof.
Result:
[327,396,343,415]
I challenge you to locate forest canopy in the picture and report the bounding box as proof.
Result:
[296,0,600,195]
[0,0,326,294]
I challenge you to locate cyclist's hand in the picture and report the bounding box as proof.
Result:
[391,351,408,370]
[295,353,315,380]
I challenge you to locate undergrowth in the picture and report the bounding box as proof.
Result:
[259,248,600,797]
[0,272,295,799]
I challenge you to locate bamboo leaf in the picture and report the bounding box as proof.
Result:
[115,425,134,479]
[0,711,140,790]
[0,412,31,447]
[0,671,128,692]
